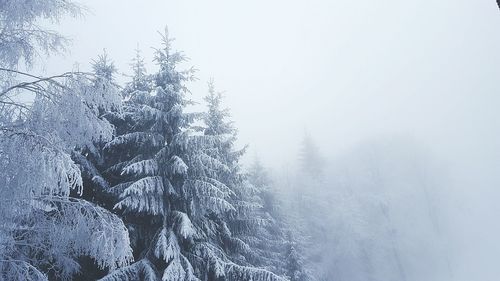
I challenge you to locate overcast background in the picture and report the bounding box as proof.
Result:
[40,1,500,280]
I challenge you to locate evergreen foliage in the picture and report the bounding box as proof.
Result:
[0,1,310,278]
[83,30,288,281]
[0,42,133,281]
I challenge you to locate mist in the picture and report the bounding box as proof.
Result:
[18,0,500,280]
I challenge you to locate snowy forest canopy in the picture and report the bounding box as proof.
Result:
[1,1,499,281]
[0,2,311,280]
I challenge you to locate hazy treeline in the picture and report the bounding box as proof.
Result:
[271,135,456,281]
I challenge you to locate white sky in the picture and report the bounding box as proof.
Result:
[44,0,500,170]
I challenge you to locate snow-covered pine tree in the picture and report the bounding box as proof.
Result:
[92,30,198,280]
[200,84,315,279]
[95,29,287,281]
[199,81,277,271]
[284,232,311,281]
[242,159,289,273]
[198,80,249,260]
[123,47,150,100]
[201,81,310,281]
[0,2,134,280]
[70,46,156,280]
[0,48,133,281]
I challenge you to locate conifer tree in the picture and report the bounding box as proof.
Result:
[298,133,325,179]
[0,2,135,279]
[243,159,288,273]
[201,82,295,279]
[284,232,309,281]
[123,47,150,99]
[0,52,133,281]
[245,159,317,281]
[200,80,250,261]
[91,29,287,281]
[282,132,329,281]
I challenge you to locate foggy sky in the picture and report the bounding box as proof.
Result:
[42,0,500,168]
[42,1,500,280]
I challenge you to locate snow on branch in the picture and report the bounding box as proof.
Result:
[115,176,166,215]
[172,211,197,240]
[154,228,180,262]
[38,196,134,270]
[169,155,188,176]
[121,159,159,176]
[104,132,165,152]
[98,259,158,281]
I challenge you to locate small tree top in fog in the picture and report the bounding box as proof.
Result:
[298,132,325,179]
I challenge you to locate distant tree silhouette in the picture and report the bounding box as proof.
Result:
[298,132,325,179]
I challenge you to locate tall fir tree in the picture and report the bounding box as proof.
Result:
[79,29,287,281]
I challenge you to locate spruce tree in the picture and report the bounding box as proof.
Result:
[200,82,294,278]
[243,159,288,273]
[88,30,286,281]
